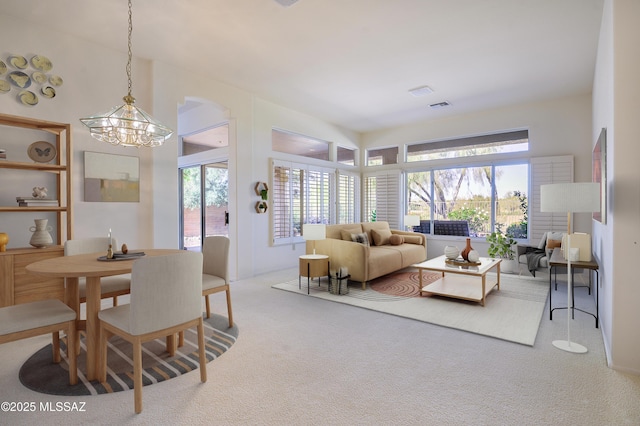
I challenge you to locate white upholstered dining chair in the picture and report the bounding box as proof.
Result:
[202,236,233,328]
[64,237,131,306]
[98,251,207,414]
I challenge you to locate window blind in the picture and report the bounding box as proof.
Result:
[530,155,573,243]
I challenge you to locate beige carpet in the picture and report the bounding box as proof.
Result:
[273,271,549,346]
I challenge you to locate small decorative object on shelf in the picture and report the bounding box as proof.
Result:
[460,237,474,261]
[255,201,268,214]
[107,228,114,259]
[255,182,269,199]
[16,196,58,207]
[0,232,8,251]
[445,258,481,268]
[29,218,53,248]
[32,186,47,199]
[444,245,459,260]
[121,243,128,254]
[0,148,6,160]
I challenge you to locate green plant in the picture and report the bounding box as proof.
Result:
[486,229,516,260]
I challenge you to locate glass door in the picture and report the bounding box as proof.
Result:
[180,161,228,251]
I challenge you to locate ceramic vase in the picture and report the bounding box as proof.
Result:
[468,249,480,263]
[29,219,53,248]
[444,245,459,260]
[460,238,473,261]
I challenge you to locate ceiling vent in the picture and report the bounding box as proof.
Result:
[409,85,434,97]
[274,0,300,7]
[429,101,451,109]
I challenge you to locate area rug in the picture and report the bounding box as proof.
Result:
[19,314,238,396]
[273,271,549,346]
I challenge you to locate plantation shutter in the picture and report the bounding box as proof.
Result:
[337,171,360,224]
[530,155,573,243]
[271,159,335,245]
[363,171,401,229]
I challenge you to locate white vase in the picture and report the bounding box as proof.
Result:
[444,245,459,259]
[29,219,53,248]
[468,249,480,263]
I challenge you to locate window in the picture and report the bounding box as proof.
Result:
[366,146,398,166]
[407,163,528,238]
[271,160,334,245]
[272,129,330,161]
[364,171,401,228]
[181,123,229,156]
[406,130,528,162]
[337,172,360,224]
[337,146,357,165]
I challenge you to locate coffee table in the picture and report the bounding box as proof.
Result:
[414,255,502,306]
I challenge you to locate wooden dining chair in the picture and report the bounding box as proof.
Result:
[0,299,78,385]
[98,251,207,414]
[202,236,233,328]
[64,237,131,306]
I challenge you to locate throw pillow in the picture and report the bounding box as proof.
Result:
[547,239,562,249]
[389,234,404,245]
[350,232,370,246]
[340,230,353,241]
[371,228,392,246]
[403,235,423,245]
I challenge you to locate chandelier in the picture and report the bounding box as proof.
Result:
[80,0,172,147]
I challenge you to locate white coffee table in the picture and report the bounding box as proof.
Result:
[413,255,502,306]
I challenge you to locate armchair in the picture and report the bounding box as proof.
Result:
[517,231,565,276]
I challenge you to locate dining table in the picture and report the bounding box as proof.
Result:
[25,248,184,381]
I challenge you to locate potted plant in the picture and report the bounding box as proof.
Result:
[486,229,518,273]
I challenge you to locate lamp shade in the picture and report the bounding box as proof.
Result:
[404,215,420,227]
[303,224,326,241]
[540,183,600,213]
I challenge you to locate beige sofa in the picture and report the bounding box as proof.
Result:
[306,221,427,289]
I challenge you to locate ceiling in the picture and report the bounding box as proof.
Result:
[2,0,604,133]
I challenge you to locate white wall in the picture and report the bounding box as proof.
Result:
[0,14,154,249]
[592,0,640,374]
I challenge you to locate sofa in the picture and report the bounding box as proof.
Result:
[306,221,427,289]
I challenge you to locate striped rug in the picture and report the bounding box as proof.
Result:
[19,314,238,396]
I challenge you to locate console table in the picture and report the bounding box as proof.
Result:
[548,247,599,328]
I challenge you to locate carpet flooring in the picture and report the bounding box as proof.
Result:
[19,314,238,396]
[273,270,549,345]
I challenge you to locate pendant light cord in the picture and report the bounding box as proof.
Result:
[125,0,134,103]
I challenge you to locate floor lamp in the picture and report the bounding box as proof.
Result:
[540,182,600,353]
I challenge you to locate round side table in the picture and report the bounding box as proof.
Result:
[299,254,330,294]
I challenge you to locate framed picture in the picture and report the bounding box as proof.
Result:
[592,128,606,223]
[84,151,140,202]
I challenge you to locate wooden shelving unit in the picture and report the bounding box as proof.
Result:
[0,113,73,307]
[0,113,72,242]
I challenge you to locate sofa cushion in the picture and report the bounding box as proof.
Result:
[403,235,423,245]
[350,232,370,246]
[389,234,404,245]
[327,224,362,240]
[361,222,391,245]
[547,239,562,249]
[371,228,392,246]
[538,231,565,249]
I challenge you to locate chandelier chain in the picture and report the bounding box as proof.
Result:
[126,0,133,98]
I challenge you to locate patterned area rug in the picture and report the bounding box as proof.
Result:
[19,314,238,396]
[274,271,549,346]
